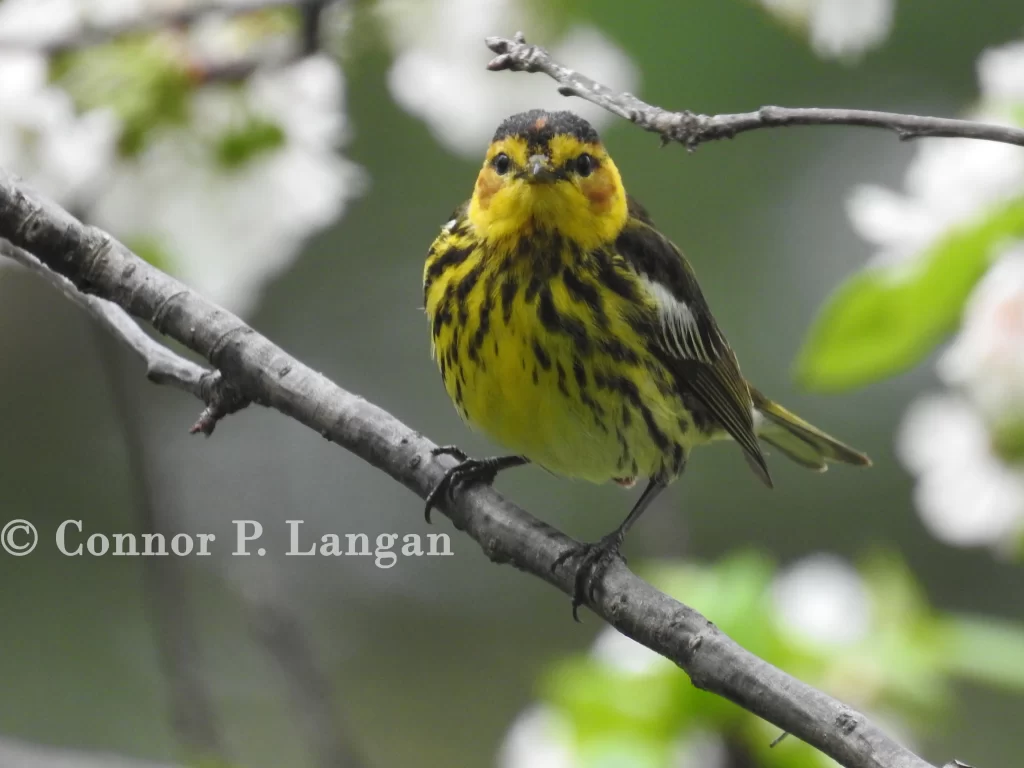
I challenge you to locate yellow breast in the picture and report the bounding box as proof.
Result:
[424,228,702,484]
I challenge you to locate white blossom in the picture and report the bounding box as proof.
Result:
[899,247,1024,551]
[847,137,1024,266]
[497,705,573,768]
[898,395,1024,549]
[0,0,364,315]
[757,0,894,60]
[496,628,667,767]
[590,626,666,676]
[939,245,1024,424]
[978,40,1024,107]
[0,0,300,44]
[669,730,729,768]
[0,0,79,46]
[379,0,639,158]
[90,54,365,315]
[847,40,1024,266]
[772,554,871,647]
[0,49,118,207]
[0,0,200,47]
[849,41,1024,552]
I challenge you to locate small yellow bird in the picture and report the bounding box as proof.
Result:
[423,109,869,615]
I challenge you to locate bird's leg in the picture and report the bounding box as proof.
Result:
[424,448,529,523]
[552,478,667,621]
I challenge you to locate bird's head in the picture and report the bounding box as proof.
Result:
[468,110,628,251]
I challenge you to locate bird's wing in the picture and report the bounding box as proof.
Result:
[614,196,771,487]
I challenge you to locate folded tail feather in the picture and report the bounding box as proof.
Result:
[749,387,871,472]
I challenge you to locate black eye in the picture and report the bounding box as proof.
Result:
[493,153,511,175]
[575,153,594,177]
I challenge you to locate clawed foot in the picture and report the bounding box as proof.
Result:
[424,448,526,523]
[551,534,626,622]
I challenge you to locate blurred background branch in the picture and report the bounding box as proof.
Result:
[240,581,368,768]
[485,32,1024,150]
[0,0,341,55]
[95,327,228,764]
[0,736,177,768]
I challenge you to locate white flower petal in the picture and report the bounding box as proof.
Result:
[0,0,80,46]
[755,0,893,60]
[0,50,120,207]
[80,0,150,27]
[809,0,893,60]
[978,41,1024,105]
[90,56,364,316]
[772,554,871,647]
[898,396,1024,548]
[497,705,573,768]
[845,38,1024,266]
[670,730,729,768]
[591,627,665,676]
[845,185,940,264]
[938,245,1024,430]
[382,0,639,158]
[248,54,346,148]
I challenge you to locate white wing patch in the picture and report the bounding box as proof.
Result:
[442,218,457,233]
[641,276,715,364]
[752,407,766,432]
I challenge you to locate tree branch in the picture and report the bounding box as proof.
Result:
[0,240,248,434]
[0,172,950,768]
[485,32,1024,150]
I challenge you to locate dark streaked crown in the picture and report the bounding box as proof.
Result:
[492,110,600,150]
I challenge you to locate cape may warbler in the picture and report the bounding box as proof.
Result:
[423,109,869,615]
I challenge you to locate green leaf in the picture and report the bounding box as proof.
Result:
[51,37,192,158]
[796,198,1024,392]
[746,718,839,768]
[543,657,689,743]
[938,613,1024,692]
[647,552,780,661]
[125,236,175,273]
[860,550,929,628]
[215,118,286,169]
[577,735,668,768]
[991,417,1024,464]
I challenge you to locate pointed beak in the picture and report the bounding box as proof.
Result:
[527,154,556,183]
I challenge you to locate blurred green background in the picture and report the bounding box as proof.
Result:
[1,0,1022,765]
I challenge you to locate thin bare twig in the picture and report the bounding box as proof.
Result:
[0,167,948,768]
[485,32,1024,150]
[0,239,248,433]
